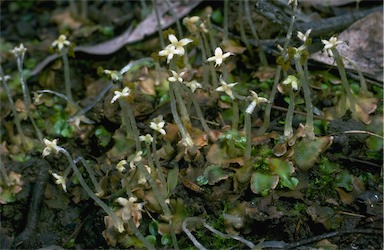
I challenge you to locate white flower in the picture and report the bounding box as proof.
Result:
[129,151,143,169]
[42,138,60,157]
[297,29,311,42]
[288,0,297,6]
[245,91,269,114]
[168,34,192,55]
[282,75,299,91]
[159,44,178,64]
[215,76,238,99]
[139,134,153,144]
[10,43,27,57]
[150,115,166,135]
[207,47,233,67]
[51,35,71,51]
[184,80,202,93]
[322,36,343,57]
[52,173,67,192]
[159,34,192,63]
[103,69,122,82]
[168,70,185,83]
[0,75,11,82]
[111,86,130,103]
[116,160,128,172]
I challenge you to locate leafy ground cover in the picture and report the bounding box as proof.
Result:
[1,1,383,249]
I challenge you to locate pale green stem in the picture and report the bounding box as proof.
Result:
[343,56,368,95]
[0,66,27,148]
[187,89,212,139]
[244,112,252,160]
[173,81,191,126]
[284,90,295,140]
[232,98,239,131]
[151,132,167,196]
[223,0,229,41]
[15,53,43,142]
[75,157,104,196]
[197,31,209,87]
[294,54,314,140]
[239,1,254,58]
[245,0,268,65]
[57,147,124,233]
[61,51,74,104]
[152,0,165,48]
[169,82,192,142]
[257,67,281,135]
[80,0,87,20]
[331,48,357,118]
[202,28,219,87]
[206,15,218,50]
[119,99,141,151]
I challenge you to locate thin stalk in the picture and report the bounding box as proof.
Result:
[284,90,295,139]
[186,89,211,138]
[223,0,229,41]
[206,15,218,50]
[0,66,27,148]
[169,83,192,143]
[244,112,252,159]
[232,98,239,131]
[343,57,368,95]
[61,51,74,104]
[58,148,124,233]
[15,52,43,142]
[331,48,357,118]
[294,54,314,140]
[257,66,281,135]
[173,81,191,126]
[201,31,218,87]
[245,0,268,65]
[36,89,80,109]
[151,133,167,196]
[239,1,254,58]
[152,0,165,48]
[119,100,141,151]
[80,0,87,20]
[74,157,104,196]
[197,31,209,87]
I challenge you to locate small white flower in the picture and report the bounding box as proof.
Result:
[103,69,122,82]
[168,70,185,83]
[42,138,60,157]
[10,43,27,58]
[282,75,299,91]
[207,47,233,67]
[159,44,179,64]
[51,35,71,51]
[215,76,238,99]
[116,160,128,172]
[52,173,67,192]
[184,80,202,93]
[116,196,144,227]
[288,0,297,6]
[137,165,151,185]
[297,29,311,42]
[111,86,130,103]
[245,91,269,114]
[139,134,153,144]
[0,75,11,82]
[322,36,343,57]
[168,34,192,55]
[150,115,166,135]
[129,151,143,169]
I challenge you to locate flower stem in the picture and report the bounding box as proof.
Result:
[61,51,74,104]
[331,48,357,117]
[294,54,314,140]
[58,147,125,233]
[244,112,252,159]
[284,90,295,140]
